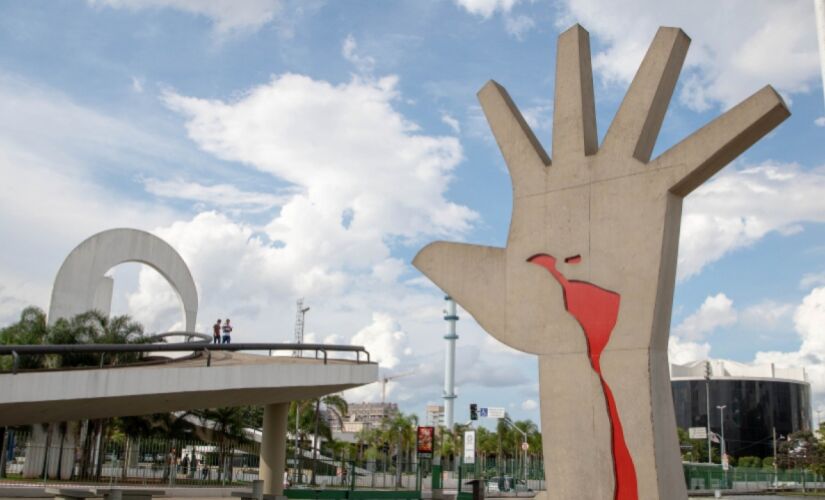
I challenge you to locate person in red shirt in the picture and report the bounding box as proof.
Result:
[212,319,221,344]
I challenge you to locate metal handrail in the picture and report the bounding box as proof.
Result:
[0,339,371,374]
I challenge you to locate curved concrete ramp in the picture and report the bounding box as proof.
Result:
[0,353,377,426]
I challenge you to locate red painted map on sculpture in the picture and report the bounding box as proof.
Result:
[528,254,638,500]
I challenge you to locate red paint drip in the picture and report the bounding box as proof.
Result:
[528,254,638,500]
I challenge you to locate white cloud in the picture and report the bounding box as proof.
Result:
[739,301,794,331]
[131,76,144,93]
[668,335,711,365]
[755,286,825,400]
[350,313,412,369]
[815,116,825,127]
[342,35,376,75]
[557,0,820,111]
[143,177,290,212]
[679,163,825,280]
[88,0,283,36]
[673,293,737,341]
[521,100,553,133]
[454,0,519,18]
[504,14,535,41]
[441,113,461,134]
[162,72,475,246]
[801,271,825,289]
[521,398,538,411]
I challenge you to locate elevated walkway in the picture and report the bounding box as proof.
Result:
[0,350,377,426]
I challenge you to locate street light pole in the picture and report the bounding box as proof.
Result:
[502,415,528,484]
[705,361,712,464]
[717,404,727,482]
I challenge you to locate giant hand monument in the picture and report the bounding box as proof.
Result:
[413,25,789,499]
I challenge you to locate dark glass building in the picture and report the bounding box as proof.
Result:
[671,360,811,459]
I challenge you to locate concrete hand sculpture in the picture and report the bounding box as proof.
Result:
[413,25,789,499]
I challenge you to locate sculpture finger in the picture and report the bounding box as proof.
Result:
[413,241,506,337]
[653,85,790,197]
[478,80,549,196]
[552,24,598,163]
[601,27,690,163]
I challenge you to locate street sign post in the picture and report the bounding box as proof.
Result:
[478,407,506,419]
[689,427,707,440]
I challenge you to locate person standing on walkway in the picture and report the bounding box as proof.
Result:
[222,318,233,344]
[213,319,222,344]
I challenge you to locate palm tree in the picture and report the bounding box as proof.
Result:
[309,395,347,484]
[0,306,49,370]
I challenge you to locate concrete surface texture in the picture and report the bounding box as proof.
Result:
[414,25,789,499]
[0,352,377,426]
[48,228,198,332]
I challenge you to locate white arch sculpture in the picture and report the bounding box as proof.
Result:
[48,228,198,332]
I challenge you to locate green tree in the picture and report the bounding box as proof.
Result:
[0,306,50,370]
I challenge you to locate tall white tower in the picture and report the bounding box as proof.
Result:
[443,295,458,428]
[815,0,825,110]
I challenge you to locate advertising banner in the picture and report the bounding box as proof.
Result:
[463,430,476,464]
[417,426,435,457]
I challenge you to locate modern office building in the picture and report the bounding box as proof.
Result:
[670,360,812,458]
[426,404,445,427]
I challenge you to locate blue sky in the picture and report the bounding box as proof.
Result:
[1,0,825,425]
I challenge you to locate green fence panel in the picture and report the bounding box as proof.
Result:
[349,490,420,499]
[285,489,349,499]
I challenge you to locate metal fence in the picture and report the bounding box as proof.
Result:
[0,430,424,491]
[682,462,825,492]
[0,430,262,486]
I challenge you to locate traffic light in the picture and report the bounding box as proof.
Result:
[470,403,478,420]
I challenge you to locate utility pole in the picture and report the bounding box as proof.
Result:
[293,299,310,357]
[705,360,712,464]
[502,415,528,484]
[772,426,778,486]
[443,296,458,428]
[717,404,727,485]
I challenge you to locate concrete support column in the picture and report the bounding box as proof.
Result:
[261,403,289,497]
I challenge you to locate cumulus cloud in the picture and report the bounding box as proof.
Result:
[121,69,477,376]
[816,117,825,127]
[350,313,412,369]
[521,399,538,411]
[557,0,820,111]
[454,0,519,18]
[88,0,283,36]
[679,163,825,280]
[668,335,711,365]
[673,293,737,341]
[162,73,475,245]
[755,287,825,400]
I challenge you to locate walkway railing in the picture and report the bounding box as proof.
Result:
[0,336,372,374]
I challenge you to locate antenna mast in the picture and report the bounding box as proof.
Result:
[293,298,310,357]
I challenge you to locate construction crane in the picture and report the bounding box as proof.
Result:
[380,370,416,403]
[292,298,310,357]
